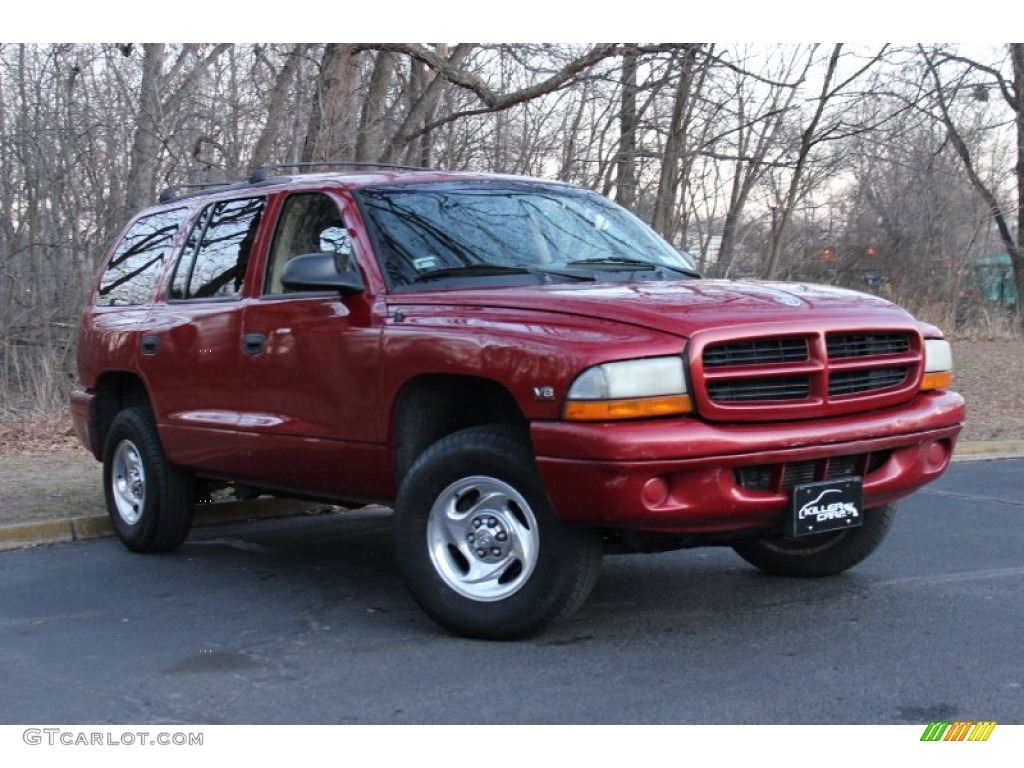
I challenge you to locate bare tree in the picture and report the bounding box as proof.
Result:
[615,45,638,209]
[250,44,307,169]
[712,45,809,276]
[4,41,1024,414]
[651,44,712,240]
[124,44,231,214]
[764,44,889,278]
[918,44,1024,327]
[301,43,360,163]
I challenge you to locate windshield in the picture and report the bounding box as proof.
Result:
[354,181,696,289]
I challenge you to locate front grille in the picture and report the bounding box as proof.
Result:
[695,328,921,420]
[707,376,810,402]
[829,367,908,396]
[827,333,909,358]
[703,338,808,367]
[735,451,890,492]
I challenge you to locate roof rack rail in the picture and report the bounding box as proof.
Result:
[157,181,251,204]
[249,161,431,183]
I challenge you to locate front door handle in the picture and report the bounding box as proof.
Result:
[141,335,159,355]
[243,333,266,356]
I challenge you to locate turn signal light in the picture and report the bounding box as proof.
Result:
[563,394,692,421]
[920,371,953,391]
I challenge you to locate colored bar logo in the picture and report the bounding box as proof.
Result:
[920,721,997,742]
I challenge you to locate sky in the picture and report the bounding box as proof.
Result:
[2,1,1015,43]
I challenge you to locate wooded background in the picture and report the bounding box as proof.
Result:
[2,42,1022,414]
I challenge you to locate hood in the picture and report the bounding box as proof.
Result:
[391,279,916,338]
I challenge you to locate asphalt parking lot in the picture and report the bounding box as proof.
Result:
[1,459,1021,725]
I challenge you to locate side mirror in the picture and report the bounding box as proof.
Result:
[280,252,364,295]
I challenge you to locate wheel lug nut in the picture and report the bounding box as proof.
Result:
[487,517,497,527]
[473,519,482,528]
[476,549,486,557]
[496,532,507,541]
[491,547,501,556]
[467,533,475,543]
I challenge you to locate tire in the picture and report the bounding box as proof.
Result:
[732,503,896,577]
[102,407,195,553]
[393,426,602,640]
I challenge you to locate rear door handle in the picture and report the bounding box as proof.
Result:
[243,333,266,356]
[141,335,159,355]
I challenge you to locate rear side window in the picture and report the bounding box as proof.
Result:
[96,209,187,306]
[171,197,265,300]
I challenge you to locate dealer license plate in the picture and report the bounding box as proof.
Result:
[787,477,864,538]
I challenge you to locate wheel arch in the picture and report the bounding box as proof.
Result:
[92,371,153,457]
[390,374,529,484]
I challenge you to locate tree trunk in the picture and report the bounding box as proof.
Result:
[765,44,841,279]
[355,50,397,163]
[301,44,358,163]
[250,44,306,169]
[124,43,165,215]
[615,46,638,210]
[716,48,809,275]
[651,46,704,240]
[1012,43,1024,326]
[922,43,1024,327]
[382,44,473,165]
[558,82,590,182]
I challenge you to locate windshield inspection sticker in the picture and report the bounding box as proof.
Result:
[787,478,863,537]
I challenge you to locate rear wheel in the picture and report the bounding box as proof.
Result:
[394,427,602,639]
[732,503,896,577]
[102,407,195,553]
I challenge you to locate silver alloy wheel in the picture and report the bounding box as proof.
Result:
[111,439,146,525]
[426,475,540,601]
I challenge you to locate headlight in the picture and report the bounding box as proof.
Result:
[921,338,953,391]
[563,356,692,421]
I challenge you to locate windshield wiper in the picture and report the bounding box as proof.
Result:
[413,264,531,282]
[413,264,595,283]
[566,256,701,278]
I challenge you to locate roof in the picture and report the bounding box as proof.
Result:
[155,163,563,205]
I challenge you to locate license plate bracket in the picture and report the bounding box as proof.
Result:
[787,477,864,538]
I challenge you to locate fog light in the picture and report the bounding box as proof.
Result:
[641,476,669,507]
[925,439,951,469]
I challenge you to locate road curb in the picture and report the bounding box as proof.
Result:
[1,440,1021,552]
[951,439,1024,462]
[0,497,338,552]
[0,519,76,550]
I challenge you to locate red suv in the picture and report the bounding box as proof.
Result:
[72,165,965,638]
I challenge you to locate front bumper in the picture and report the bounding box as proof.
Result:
[532,390,965,533]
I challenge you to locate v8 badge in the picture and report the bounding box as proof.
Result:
[532,386,556,401]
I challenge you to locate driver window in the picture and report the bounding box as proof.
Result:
[264,193,352,294]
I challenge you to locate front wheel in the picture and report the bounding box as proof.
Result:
[393,427,602,640]
[732,503,897,577]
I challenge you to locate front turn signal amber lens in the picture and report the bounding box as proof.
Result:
[920,371,953,391]
[563,394,693,421]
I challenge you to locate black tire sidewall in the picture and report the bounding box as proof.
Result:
[733,503,896,577]
[102,407,193,553]
[394,427,599,639]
